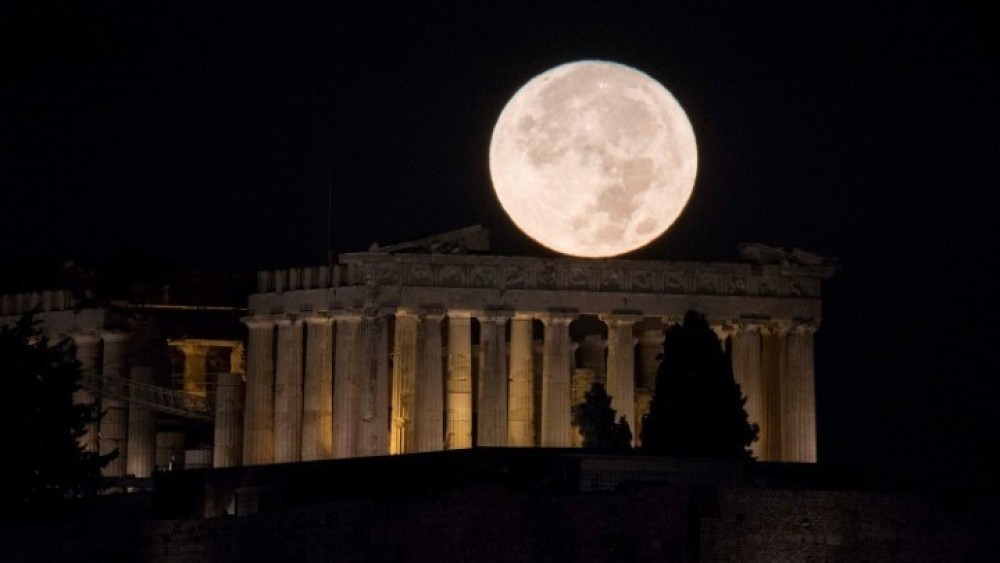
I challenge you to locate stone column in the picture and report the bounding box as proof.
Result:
[732,319,764,459]
[540,311,576,447]
[445,311,473,449]
[760,321,789,462]
[302,315,334,461]
[602,311,641,443]
[178,342,209,400]
[783,321,818,462]
[476,309,511,447]
[70,332,101,454]
[357,314,390,456]
[242,317,275,466]
[126,366,156,478]
[273,317,304,463]
[213,344,245,468]
[508,314,535,447]
[333,312,364,458]
[415,308,445,452]
[100,330,130,477]
[390,311,418,454]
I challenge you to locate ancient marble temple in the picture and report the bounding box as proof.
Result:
[0,229,835,476]
[236,229,836,466]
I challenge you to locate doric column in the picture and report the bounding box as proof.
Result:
[70,331,101,454]
[273,317,304,463]
[100,330,130,477]
[540,310,576,447]
[760,321,789,461]
[213,344,245,468]
[783,320,818,462]
[445,311,473,449]
[602,311,642,443]
[476,309,511,447]
[508,314,535,447]
[126,366,156,478]
[333,311,364,458]
[415,308,445,452]
[732,319,764,459]
[357,313,390,456]
[242,316,275,466]
[390,311,418,454]
[177,342,209,400]
[302,315,334,461]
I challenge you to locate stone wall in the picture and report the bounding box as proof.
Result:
[4,480,993,562]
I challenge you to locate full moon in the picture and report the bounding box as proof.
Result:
[489,60,697,257]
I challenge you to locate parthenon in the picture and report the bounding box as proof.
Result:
[238,229,835,465]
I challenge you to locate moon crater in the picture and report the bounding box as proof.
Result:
[490,60,697,258]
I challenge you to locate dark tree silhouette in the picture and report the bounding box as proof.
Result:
[0,310,113,522]
[641,310,758,459]
[572,382,632,451]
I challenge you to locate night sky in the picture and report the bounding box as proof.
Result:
[4,4,995,489]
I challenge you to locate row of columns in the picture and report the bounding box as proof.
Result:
[70,332,247,477]
[240,308,654,463]
[243,312,390,466]
[730,320,817,462]
[67,311,816,476]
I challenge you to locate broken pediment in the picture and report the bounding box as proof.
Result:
[367,225,491,255]
[738,243,837,268]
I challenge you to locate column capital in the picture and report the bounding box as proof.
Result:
[241,314,279,329]
[394,307,420,319]
[538,308,577,325]
[790,318,819,334]
[600,309,643,326]
[711,322,736,340]
[300,312,335,325]
[473,307,513,323]
[274,314,304,327]
[446,309,474,321]
[512,311,535,321]
[759,319,792,336]
[736,315,768,333]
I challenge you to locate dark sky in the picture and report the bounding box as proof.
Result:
[4,4,996,488]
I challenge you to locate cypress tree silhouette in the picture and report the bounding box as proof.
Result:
[0,310,114,522]
[571,382,632,451]
[641,310,758,459]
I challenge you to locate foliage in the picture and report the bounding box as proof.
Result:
[0,310,113,522]
[640,310,758,459]
[571,382,632,451]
